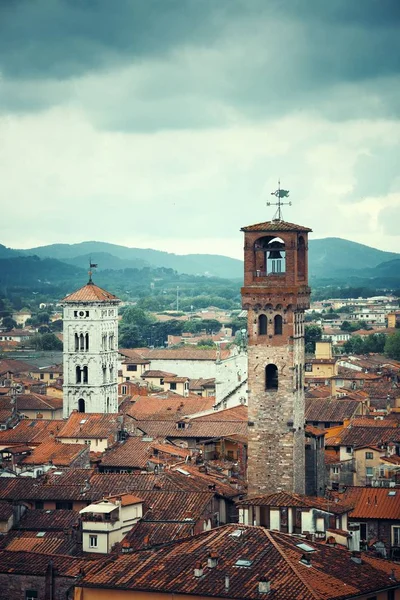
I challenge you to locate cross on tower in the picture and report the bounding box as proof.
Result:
[266,180,292,221]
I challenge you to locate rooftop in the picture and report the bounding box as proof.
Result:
[77,524,399,599]
[61,281,119,303]
[57,412,121,440]
[241,219,312,233]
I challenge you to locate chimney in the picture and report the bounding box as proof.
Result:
[225,575,230,591]
[207,551,218,568]
[300,554,312,567]
[194,561,203,578]
[258,578,271,594]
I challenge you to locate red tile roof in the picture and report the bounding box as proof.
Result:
[100,437,153,469]
[127,395,214,421]
[338,426,400,448]
[142,370,177,378]
[18,508,80,531]
[305,398,361,423]
[241,220,312,232]
[1,530,76,555]
[21,440,88,466]
[121,520,193,551]
[61,281,119,303]
[0,550,91,577]
[77,525,400,599]
[236,491,350,514]
[57,412,120,440]
[348,487,400,520]
[0,358,35,375]
[0,419,63,446]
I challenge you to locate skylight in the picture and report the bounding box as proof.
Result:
[79,419,87,424]
[36,532,46,537]
[388,491,396,496]
[235,559,253,568]
[296,543,316,552]
[230,529,244,538]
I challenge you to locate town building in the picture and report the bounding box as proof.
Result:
[61,275,121,416]
[241,219,311,495]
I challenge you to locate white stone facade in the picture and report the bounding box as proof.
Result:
[62,300,120,417]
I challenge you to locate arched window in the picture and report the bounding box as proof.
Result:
[78,398,85,413]
[103,366,107,383]
[106,397,110,412]
[109,365,114,381]
[75,333,79,351]
[297,235,306,280]
[85,333,89,351]
[274,315,283,335]
[79,334,85,351]
[83,366,88,384]
[76,366,82,384]
[265,364,278,390]
[258,314,267,335]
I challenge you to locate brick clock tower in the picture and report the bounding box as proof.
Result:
[241,210,311,496]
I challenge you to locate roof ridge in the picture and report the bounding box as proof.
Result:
[262,529,320,600]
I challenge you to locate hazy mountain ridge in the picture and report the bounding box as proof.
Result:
[1,238,399,284]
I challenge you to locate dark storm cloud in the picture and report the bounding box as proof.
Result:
[1,0,400,126]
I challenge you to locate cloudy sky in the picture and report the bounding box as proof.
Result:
[1,0,399,259]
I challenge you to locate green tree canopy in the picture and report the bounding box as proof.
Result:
[385,331,400,360]
[305,325,322,354]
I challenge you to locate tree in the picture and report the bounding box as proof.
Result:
[340,321,353,331]
[1,316,18,330]
[305,325,322,354]
[31,333,63,351]
[197,339,215,348]
[385,331,400,360]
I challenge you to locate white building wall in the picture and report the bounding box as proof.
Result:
[215,351,248,408]
[62,302,120,417]
[147,358,217,379]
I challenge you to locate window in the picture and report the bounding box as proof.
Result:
[170,382,177,390]
[258,314,267,335]
[332,467,339,474]
[85,333,89,351]
[78,398,85,413]
[392,526,400,547]
[305,363,312,372]
[127,364,137,371]
[49,373,53,379]
[265,364,278,390]
[122,385,127,395]
[346,447,352,454]
[274,314,283,335]
[365,451,373,459]
[89,535,98,548]
[177,422,185,429]
[366,467,373,477]
[387,590,395,600]
[83,365,88,384]
[25,591,38,600]
[84,440,91,445]
[35,501,44,509]
[76,366,82,384]
[56,501,73,510]
[40,373,44,380]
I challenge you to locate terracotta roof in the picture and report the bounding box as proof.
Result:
[348,487,400,520]
[0,550,91,577]
[11,393,62,411]
[236,492,350,514]
[0,358,35,375]
[0,530,76,555]
[57,412,121,440]
[142,370,177,378]
[191,405,248,423]
[100,437,153,469]
[350,417,398,428]
[18,508,80,531]
[21,440,88,466]
[105,493,143,507]
[136,419,248,440]
[121,520,193,551]
[77,524,399,599]
[189,378,216,390]
[305,424,326,437]
[61,281,119,303]
[305,398,361,423]
[241,220,312,232]
[126,395,214,421]
[0,419,63,446]
[139,348,231,361]
[338,426,400,448]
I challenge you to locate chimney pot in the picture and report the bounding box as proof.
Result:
[258,578,271,594]
[194,562,203,578]
[207,552,218,568]
[225,575,230,590]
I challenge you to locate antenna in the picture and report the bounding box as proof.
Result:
[88,258,98,284]
[267,180,292,221]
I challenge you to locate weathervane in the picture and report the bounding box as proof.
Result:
[88,258,98,284]
[267,180,291,221]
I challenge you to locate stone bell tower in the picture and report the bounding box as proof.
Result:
[241,209,311,495]
[61,272,120,418]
